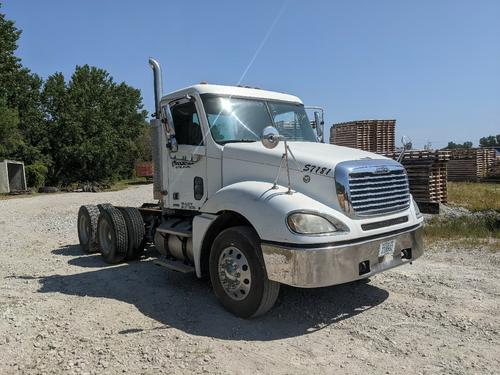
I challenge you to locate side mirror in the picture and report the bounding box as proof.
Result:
[314,111,323,140]
[261,126,281,149]
[401,135,412,150]
[169,136,178,152]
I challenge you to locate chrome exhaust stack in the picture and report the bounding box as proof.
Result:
[148,58,165,200]
[148,57,163,118]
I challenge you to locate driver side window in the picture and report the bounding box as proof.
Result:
[170,101,204,146]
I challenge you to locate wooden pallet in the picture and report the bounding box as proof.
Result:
[445,148,496,181]
[482,157,500,183]
[330,119,395,154]
[383,150,449,205]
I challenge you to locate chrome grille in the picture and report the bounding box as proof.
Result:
[349,169,410,215]
[335,159,411,218]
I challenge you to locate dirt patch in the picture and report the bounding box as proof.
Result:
[1,185,499,374]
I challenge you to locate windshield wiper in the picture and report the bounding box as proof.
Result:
[219,139,257,145]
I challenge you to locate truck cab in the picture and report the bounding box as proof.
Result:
[78,59,423,318]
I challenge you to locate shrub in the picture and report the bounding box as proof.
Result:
[25,162,48,188]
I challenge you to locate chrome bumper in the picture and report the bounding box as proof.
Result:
[261,225,423,288]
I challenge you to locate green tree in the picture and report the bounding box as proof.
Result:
[42,65,148,184]
[136,124,153,162]
[1,4,148,187]
[0,98,22,155]
[445,141,473,149]
[479,135,500,147]
[0,3,22,102]
[0,4,47,167]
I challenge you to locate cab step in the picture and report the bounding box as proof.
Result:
[154,258,195,274]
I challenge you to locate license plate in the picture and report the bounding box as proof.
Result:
[378,240,396,257]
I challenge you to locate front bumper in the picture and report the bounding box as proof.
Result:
[261,225,423,288]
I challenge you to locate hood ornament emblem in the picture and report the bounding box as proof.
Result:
[374,166,389,174]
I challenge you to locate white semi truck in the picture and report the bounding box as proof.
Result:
[77,58,423,318]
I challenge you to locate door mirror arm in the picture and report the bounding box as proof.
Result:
[161,106,178,152]
[168,135,178,152]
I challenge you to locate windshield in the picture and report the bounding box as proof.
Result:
[201,94,318,144]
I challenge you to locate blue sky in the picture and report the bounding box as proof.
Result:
[3,0,499,148]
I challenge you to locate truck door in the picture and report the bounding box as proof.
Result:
[167,97,207,210]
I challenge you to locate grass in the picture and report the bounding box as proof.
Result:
[107,177,152,191]
[424,181,500,251]
[423,215,499,239]
[424,188,500,251]
[447,182,500,212]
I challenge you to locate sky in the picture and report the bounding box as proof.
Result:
[3,0,499,148]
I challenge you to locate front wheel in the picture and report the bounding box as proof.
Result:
[209,226,280,318]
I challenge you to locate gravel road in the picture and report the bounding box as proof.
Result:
[1,184,499,374]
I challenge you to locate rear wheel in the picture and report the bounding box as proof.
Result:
[117,207,145,260]
[97,207,128,264]
[97,203,113,213]
[77,205,100,254]
[209,226,280,318]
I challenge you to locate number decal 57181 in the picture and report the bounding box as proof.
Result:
[302,164,332,176]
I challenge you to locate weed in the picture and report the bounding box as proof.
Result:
[424,214,500,252]
[447,182,500,212]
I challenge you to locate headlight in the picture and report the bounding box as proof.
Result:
[413,198,422,218]
[287,213,346,235]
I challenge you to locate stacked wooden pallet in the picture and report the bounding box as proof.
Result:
[384,150,450,204]
[483,157,500,183]
[330,120,395,153]
[446,148,497,181]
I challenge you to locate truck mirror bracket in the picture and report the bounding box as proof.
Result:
[167,135,178,152]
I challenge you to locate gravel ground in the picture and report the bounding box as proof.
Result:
[0,184,499,374]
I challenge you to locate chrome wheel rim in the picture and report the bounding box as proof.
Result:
[99,219,113,256]
[218,246,251,301]
[79,215,89,244]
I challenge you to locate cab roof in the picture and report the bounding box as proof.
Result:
[162,84,303,104]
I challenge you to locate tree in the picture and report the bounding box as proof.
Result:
[445,141,473,149]
[136,124,152,162]
[0,4,47,167]
[0,3,22,102]
[1,4,149,187]
[0,98,22,155]
[41,65,148,184]
[479,135,500,147]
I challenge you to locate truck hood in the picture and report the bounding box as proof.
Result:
[222,141,388,177]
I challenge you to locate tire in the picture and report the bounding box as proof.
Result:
[117,207,145,260]
[39,186,59,193]
[209,226,280,318]
[97,203,113,213]
[77,205,100,254]
[97,207,128,264]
